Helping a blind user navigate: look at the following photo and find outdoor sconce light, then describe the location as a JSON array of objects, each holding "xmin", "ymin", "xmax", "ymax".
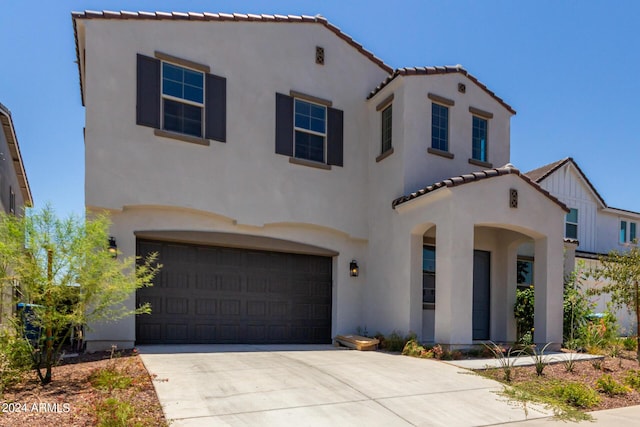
[
  {"xmin": 108, "ymin": 237, "xmax": 118, "ymax": 258},
  {"xmin": 350, "ymin": 260, "xmax": 359, "ymax": 277}
]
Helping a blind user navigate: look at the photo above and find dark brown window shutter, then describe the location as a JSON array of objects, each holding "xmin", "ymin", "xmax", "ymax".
[
  {"xmin": 275, "ymin": 93, "xmax": 294, "ymax": 156},
  {"xmin": 136, "ymin": 54, "xmax": 160, "ymax": 128},
  {"xmin": 327, "ymin": 107, "xmax": 344, "ymax": 167},
  {"xmin": 205, "ymin": 73, "xmax": 226, "ymax": 142}
]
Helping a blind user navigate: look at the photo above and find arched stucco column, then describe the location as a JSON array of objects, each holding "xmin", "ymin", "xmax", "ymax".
[
  {"xmin": 533, "ymin": 236, "xmax": 564, "ymax": 349},
  {"xmin": 434, "ymin": 218, "xmax": 474, "ymax": 346}
]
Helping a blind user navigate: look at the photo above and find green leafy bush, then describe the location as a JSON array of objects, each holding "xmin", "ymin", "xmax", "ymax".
[
  {"xmin": 89, "ymin": 367, "xmax": 133, "ymax": 391},
  {"xmin": 0, "ymin": 330, "xmax": 32, "ymax": 395},
  {"xmin": 384, "ymin": 330, "xmax": 415, "ymax": 352},
  {"xmin": 596, "ymin": 374, "xmax": 629, "ymax": 396},
  {"xmin": 95, "ymin": 397, "xmax": 135, "ymax": 427},
  {"xmin": 624, "ymin": 370, "xmax": 640, "ymax": 390},
  {"xmin": 514, "ymin": 286, "xmax": 534, "ymax": 341},
  {"xmin": 563, "ymin": 269, "xmax": 595, "ymax": 344},
  {"xmin": 552, "ymin": 382, "xmax": 600, "ymax": 408},
  {"xmin": 622, "ymin": 336, "xmax": 638, "ymax": 351}
]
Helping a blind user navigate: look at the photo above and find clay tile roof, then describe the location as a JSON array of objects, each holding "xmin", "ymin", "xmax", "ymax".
[
  {"xmin": 71, "ymin": 11, "xmax": 393, "ymax": 103},
  {"xmin": 367, "ymin": 65, "xmax": 516, "ymax": 115},
  {"xmin": 392, "ymin": 165, "xmax": 568, "ymax": 211},
  {"xmin": 525, "ymin": 157, "xmax": 607, "ymax": 208}
]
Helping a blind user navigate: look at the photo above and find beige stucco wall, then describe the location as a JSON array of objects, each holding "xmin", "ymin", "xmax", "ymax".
[
  {"xmin": 82, "ymin": 19, "xmax": 389, "ymax": 240},
  {"xmin": 366, "ymin": 173, "xmax": 565, "ymax": 346},
  {"xmin": 85, "ymin": 205, "xmax": 368, "ymax": 351}
]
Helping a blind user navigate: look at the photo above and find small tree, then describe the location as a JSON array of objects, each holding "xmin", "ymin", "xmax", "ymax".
[
  {"xmin": 592, "ymin": 246, "xmax": 640, "ymax": 364},
  {"xmin": 563, "ymin": 264, "xmax": 595, "ymax": 346},
  {"xmin": 0, "ymin": 206, "xmax": 160, "ymax": 384}
]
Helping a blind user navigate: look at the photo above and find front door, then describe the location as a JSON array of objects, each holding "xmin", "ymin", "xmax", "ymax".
[{"xmin": 473, "ymin": 250, "xmax": 491, "ymax": 340}]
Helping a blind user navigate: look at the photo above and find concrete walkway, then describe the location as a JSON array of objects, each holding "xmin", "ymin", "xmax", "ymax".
[
  {"xmin": 445, "ymin": 351, "xmax": 603, "ymax": 370},
  {"xmin": 138, "ymin": 345, "xmax": 640, "ymax": 426}
]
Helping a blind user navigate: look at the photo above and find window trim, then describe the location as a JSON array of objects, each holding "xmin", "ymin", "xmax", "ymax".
[
  {"xmin": 160, "ymin": 60, "xmax": 205, "ymax": 138},
  {"xmin": 293, "ymin": 98, "xmax": 328, "ymax": 164},
  {"xmin": 422, "ymin": 245, "xmax": 436, "ymax": 309},
  {"xmin": 430, "ymin": 102, "xmax": 450, "ymax": 153},
  {"xmin": 380, "ymin": 104, "xmax": 393, "ymax": 155},
  {"xmin": 619, "ymin": 220, "xmax": 638, "ymax": 245},
  {"xmin": 471, "ymin": 115, "xmax": 489, "ymax": 163},
  {"xmin": 565, "ymin": 208, "xmax": 578, "ymax": 239}
]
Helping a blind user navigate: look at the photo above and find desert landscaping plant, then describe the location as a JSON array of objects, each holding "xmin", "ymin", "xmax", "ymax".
[
  {"xmin": 0, "ymin": 329, "xmax": 32, "ymax": 395},
  {"xmin": 552, "ymin": 382, "xmax": 601, "ymax": 409},
  {"xmin": 596, "ymin": 374, "xmax": 629, "ymax": 396},
  {"xmin": 483, "ymin": 341, "xmax": 524, "ymax": 382},
  {"xmin": 530, "ymin": 342, "xmax": 553, "ymax": 376},
  {"xmin": 0, "ymin": 206, "xmax": 161, "ymax": 384}
]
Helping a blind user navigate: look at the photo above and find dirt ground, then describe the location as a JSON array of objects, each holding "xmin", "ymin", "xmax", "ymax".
[{"xmin": 0, "ymin": 350, "xmax": 166, "ymax": 427}]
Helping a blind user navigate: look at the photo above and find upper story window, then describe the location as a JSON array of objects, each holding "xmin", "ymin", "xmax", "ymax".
[
  {"xmin": 565, "ymin": 208, "xmax": 578, "ymax": 239},
  {"xmin": 162, "ymin": 62, "xmax": 204, "ymax": 138},
  {"xmin": 472, "ymin": 116, "xmax": 488, "ymax": 162},
  {"xmin": 423, "ymin": 245, "xmax": 436, "ymax": 306},
  {"xmin": 620, "ymin": 220, "xmax": 637, "ymax": 244},
  {"xmin": 275, "ymin": 91, "xmax": 344, "ymax": 168},
  {"xmin": 136, "ymin": 52, "xmax": 226, "ymax": 144},
  {"xmin": 381, "ymin": 104, "xmax": 393, "ymax": 154},
  {"xmin": 294, "ymin": 99, "xmax": 326, "ymax": 163},
  {"xmin": 431, "ymin": 103, "xmax": 449, "ymax": 152}
]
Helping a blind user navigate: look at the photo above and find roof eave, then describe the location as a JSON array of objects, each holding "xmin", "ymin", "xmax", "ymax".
[{"xmin": 0, "ymin": 103, "xmax": 33, "ymax": 207}]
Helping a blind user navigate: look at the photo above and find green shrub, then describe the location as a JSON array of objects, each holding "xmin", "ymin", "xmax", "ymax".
[
  {"xmin": 95, "ymin": 397, "xmax": 135, "ymax": 427},
  {"xmin": 596, "ymin": 374, "xmax": 629, "ymax": 396},
  {"xmin": 384, "ymin": 331, "xmax": 415, "ymax": 352},
  {"xmin": 622, "ymin": 336, "xmax": 638, "ymax": 352},
  {"xmin": 514, "ymin": 286, "xmax": 534, "ymax": 341},
  {"xmin": 563, "ymin": 269, "xmax": 595, "ymax": 344},
  {"xmin": 402, "ymin": 339, "xmax": 424, "ymax": 357},
  {"xmin": 552, "ymin": 382, "xmax": 600, "ymax": 408},
  {"xmin": 624, "ymin": 370, "xmax": 640, "ymax": 390},
  {"xmin": 0, "ymin": 330, "xmax": 33, "ymax": 395},
  {"xmin": 89, "ymin": 367, "xmax": 133, "ymax": 391}
]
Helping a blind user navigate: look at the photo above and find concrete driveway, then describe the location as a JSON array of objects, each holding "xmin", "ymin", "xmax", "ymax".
[{"xmin": 138, "ymin": 344, "xmax": 552, "ymax": 426}]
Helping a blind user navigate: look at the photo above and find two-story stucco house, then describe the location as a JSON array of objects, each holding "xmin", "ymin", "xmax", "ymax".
[
  {"xmin": 0, "ymin": 101, "xmax": 33, "ymax": 329},
  {"xmin": 73, "ymin": 11, "xmax": 569, "ymax": 352},
  {"xmin": 527, "ymin": 157, "xmax": 639, "ymax": 334}
]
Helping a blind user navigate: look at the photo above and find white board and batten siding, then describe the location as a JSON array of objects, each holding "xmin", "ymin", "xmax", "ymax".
[{"xmin": 538, "ymin": 163, "xmax": 599, "ymax": 253}]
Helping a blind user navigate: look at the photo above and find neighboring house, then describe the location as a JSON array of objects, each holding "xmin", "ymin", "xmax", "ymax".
[
  {"xmin": 526, "ymin": 157, "xmax": 638, "ymax": 334},
  {"xmin": 73, "ymin": 11, "xmax": 567, "ymax": 351},
  {"xmin": 0, "ymin": 102, "xmax": 33, "ymax": 330}
]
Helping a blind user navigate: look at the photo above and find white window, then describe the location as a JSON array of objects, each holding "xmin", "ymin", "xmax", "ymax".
[
  {"xmin": 161, "ymin": 62, "xmax": 204, "ymax": 137},
  {"xmin": 620, "ymin": 220, "xmax": 637, "ymax": 244},
  {"xmin": 565, "ymin": 208, "xmax": 578, "ymax": 239},
  {"xmin": 294, "ymin": 99, "xmax": 327, "ymax": 163}
]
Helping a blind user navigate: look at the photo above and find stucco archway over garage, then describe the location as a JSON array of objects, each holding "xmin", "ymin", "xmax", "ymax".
[{"xmin": 370, "ymin": 165, "xmax": 569, "ymax": 348}]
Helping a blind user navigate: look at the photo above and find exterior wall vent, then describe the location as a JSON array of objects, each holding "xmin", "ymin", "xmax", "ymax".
[{"xmin": 316, "ymin": 46, "xmax": 325, "ymax": 65}]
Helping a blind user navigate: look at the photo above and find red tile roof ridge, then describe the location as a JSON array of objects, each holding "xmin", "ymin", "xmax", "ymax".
[
  {"xmin": 368, "ymin": 65, "xmax": 516, "ymax": 115},
  {"xmin": 392, "ymin": 164, "xmax": 567, "ymax": 212}
]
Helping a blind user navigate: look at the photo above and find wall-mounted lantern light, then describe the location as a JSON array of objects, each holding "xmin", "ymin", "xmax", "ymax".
[
  {"xmin": 108, "ymin": 237, "xmax": 118, "ymax": 258},
  {"xmin": 349, "ymin": 260, "xmax": 359, "ymax": 277}
]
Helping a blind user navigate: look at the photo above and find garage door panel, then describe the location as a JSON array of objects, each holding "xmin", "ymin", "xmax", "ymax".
[
  {"xmin": 196, "ymin": 299, "xmax": 217, "ymax": 315},
  {"xmin": 136, "ymin": 240, "xmax": 332, "ymax": 344},
  {"xmin": 247, "ymin": 301, "xmax": 266, "ymax": 316},
  {"xmin": 220, "ymin": 299, "xmax": 241, "ymax": 316},
  {"xmin": 166, "ymin": 297, "xmax": 189, "ymax": 315},
  {"xmin": 166, "ymin": 324, "xmax": 188, "ymax": 341}
]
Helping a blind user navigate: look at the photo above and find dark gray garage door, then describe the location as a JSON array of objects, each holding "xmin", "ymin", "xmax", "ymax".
[{"xmin": 136, "ymin": 239, "xmax": 332, "ymax": 344}]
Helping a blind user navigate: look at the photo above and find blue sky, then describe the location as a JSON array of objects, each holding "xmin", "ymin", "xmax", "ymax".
[{"xmin": 1, "ymin": 1, "xmax": 639, "ymax": 217}]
